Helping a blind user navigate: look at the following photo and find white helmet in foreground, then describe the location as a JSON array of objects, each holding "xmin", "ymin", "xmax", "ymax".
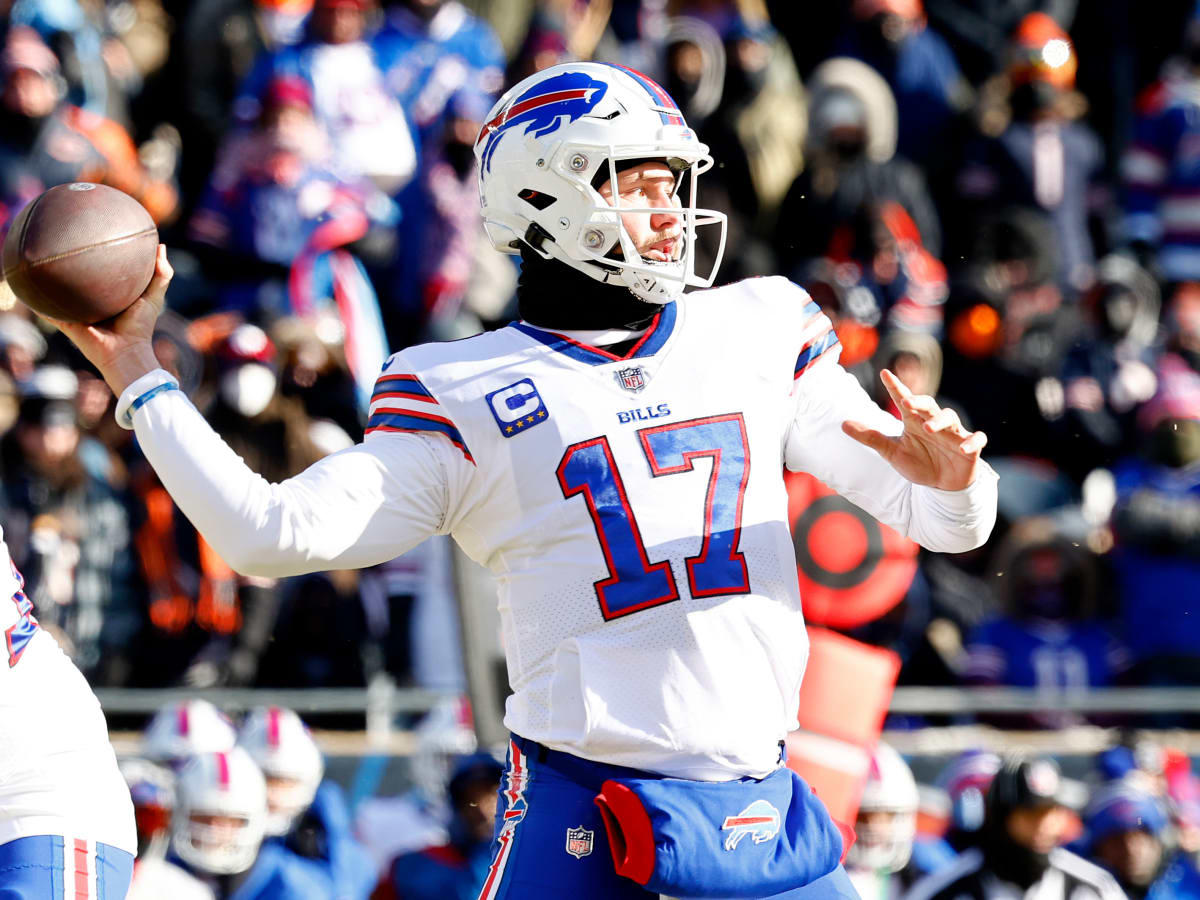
[
  {"xmin": 172, "ymin": 748, "xmax": 267, "ymax": 875},
  {"xmin": 848, "ymin": 741, "xmax": 919, "ymax": 874},
  {"xmin": 142, "ymin": 699, "xmax": 237, "ymax": 768},
  {"xmin": 476, "ymin": 62, "xmax": 727, "ymax": 304},
  {"xmin": 236, "ymin": 706, "xmax": 324, "ymax": 836}
]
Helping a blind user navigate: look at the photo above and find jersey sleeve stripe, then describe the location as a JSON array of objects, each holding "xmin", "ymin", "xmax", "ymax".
[
  {"xmin": 793, "ymin": 330, "xmax": 840, "ymax": 379},
  {"xmin": 365, "ymin": 411, "xmax": 475, "ymax": 464},
  {"xmin": 372, "ymin": 373, "xmax": 436, "ymax": 400}
]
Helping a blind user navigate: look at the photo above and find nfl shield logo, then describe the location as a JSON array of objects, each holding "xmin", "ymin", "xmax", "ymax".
[
  {"xmin": 565, "ymin": 825, "xmax": 593, "ymax": 859},
  {"xmin": 615, "ymin": 366, "xmax": 646, "ymax": 393}
]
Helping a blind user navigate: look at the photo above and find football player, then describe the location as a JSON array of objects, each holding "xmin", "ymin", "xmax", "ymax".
[
  {"xmin": 55, "ymin": 61, "xmax": 997, "ymax": 899},
  {"xmin": 142, "ymin": 698, "xmax": 238, "ymax": 770},
  {"xmin": 236, "ymin": 706, "xmax": 375, "ymax": 898},
  {"xmin": 0, "ymin": 530, "xmax": 136, "ymax": 896},
  {"xmin": 165, "ymin": 747, "xmax": 329, "ymax": 898},
  {"xmin": 845, "ymin": 742, "xmax": 922, "ymax": 900}
]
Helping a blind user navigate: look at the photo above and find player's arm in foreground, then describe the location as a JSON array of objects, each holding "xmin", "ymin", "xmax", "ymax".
[
  {"xmin": 788, "ymin": 356, "xmax": 998, "ymax": 553},
  {"xmin": 50, "ymin": 247, "xmax": 465, "ymax": 576}
]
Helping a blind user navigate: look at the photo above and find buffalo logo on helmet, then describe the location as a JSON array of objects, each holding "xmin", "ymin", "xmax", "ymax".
[
  {"xmin": 565, "ymin": 825, "xmax": 594, "ymax": 858},
  {"xmin": 478, "ymin": 71, "xmax": 608, "ymax": 173}
]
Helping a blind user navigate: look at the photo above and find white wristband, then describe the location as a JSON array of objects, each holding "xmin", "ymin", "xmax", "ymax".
[{"xmin": 114, "ymin": 369, "xmax": 179, "ymax": 429}]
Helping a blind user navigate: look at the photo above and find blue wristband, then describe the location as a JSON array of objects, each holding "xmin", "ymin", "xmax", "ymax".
[{"xmin": 125, "ymin": 381, "xmax": 179, "ymax": 424}]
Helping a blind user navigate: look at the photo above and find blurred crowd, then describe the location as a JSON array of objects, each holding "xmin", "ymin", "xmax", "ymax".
[
  {"xmin": 1, "ymin": 0, "xmax": 1200, "ymax": 726},
  {"xmin": 117, "ymin": 698, "xmax": 1200, "ymax": 900},
  {"xmin": 118, "ymin": 697, "xmax": 504, "ymax": 899},
  {"xmin": 844, "ymin": 736, "xmax": 1200, "ymax": 900}
]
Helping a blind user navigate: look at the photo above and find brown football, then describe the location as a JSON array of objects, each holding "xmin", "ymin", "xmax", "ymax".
[{"xmin": 1, "ymin": 182, "xmax": 158, "ymax": 324}]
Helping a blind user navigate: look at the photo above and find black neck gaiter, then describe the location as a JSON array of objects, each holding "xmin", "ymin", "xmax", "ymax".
[{"xmin": 517, "ymin": 247, "xmax": 663, "ymax": 332}]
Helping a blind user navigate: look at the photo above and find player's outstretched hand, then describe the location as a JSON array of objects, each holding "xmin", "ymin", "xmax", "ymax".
[
  {"xmin": 842, "ymin": 369, "xmax": 987, "ymax": 491},
  {"xmin": 46, "ymin": 243, "xmax": 172, "ymax": 396}
]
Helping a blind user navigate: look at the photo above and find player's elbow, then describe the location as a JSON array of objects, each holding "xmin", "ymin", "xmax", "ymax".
[{"xmin": 213, "ymin": 533, "xmax": 302, "ymax": 579}]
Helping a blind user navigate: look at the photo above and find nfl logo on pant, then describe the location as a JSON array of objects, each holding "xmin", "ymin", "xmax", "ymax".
[{"xmin": 565, "ymin": 825, "xmax": 594, "ymax": 858}]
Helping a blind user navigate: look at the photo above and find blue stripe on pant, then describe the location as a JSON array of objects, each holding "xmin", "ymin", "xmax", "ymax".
[
  {"xmin": 0, "ymin": 835, "xmax": 134, "ymax": 899},
  {"xmin": 478, "ymin": 735, "xmax": 859, "ymax": 900}
]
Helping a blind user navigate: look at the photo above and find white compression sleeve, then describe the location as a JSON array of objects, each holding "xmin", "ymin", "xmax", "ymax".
[{"xmin": 120, "ymin": 369, "xmax": 463, "ymax": 577}]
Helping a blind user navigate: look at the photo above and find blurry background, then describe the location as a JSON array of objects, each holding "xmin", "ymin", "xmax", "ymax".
[{"xmin": 4, "ymin": 0, "xmax": 1200, "ymax": 896}]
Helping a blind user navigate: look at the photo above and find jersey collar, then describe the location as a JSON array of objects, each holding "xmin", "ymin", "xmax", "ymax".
[{"xmin": 512, "ymin": 302, "xmax": 677, "ymax": 366}]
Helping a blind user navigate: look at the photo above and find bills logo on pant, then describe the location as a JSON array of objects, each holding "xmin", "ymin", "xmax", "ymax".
[
  {"xmin": 721, "ymin": 799, "xmax": 781, "ymax": 851},
  {"xmin": 486, "ymin": 378, "xmax": 550, "ymax": 437},
  {"xmin": 565, "ymin": 825, "xmax": 594, "ymax": 859}
]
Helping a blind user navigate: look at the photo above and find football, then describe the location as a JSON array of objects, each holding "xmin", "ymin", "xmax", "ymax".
[{"xmin": 1, "ymin": 182, "xmax": 158, "ymax": 324}]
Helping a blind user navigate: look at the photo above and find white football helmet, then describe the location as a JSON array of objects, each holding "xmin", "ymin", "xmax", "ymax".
[
  {"xmin": 172, "ymin": 748, "xmax": 267, "ymax": 875},
  {"xmin": 848, "ymin": 741, "xmax": 919, "ymax": 874},
  {"xmin": 142, "ymin": 699, "xmax": 237, "ymax": 768},
  {"xmin": 475, "ymin": 61, "xmax": 727, "ymax": 304},
  {"xmin": 236, "ymin": 706, "xmax": 324, "ymax": 836},
  {"xmin": 410, "ymin": 696, "xmax": 477, "ymax": 808}
]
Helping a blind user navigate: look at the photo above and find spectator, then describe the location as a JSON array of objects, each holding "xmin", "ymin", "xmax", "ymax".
[
  {"xmin": 1054, "ymin": 254, "xmax": 1162, "ymax": 481},
  {"xmin": 1122, "ymin": 9, "xmax": 1200, "ymax": 286},
  {"xmin": 776, "ymin": 57, "xmax": 946, "ymax": 335},
  {"xmin": 0, "ymin": 26, "xmax": 177, "ymax": 230},
  {"xmin": 962, "ymin": 515, "xmax": 1131, "ymax": 727},
  {"xmin": 953, "ymin": 12, "xmax": 1107, "ymax": 293},
  {"xmin": 177, "ymin": 0, "xmax": 314, "ymax": 206},
  {"xmin": 394, "ymin": 88, "xmax": 497, "ymax": 341},
  {"xmin": 10, "ymin": 0, "xmax": 137, "ymax": 120},
  {"xmin": 372, "ymin": 0, "xmax": 504, "ymax": 150},
  {"xmin": 1084, "ymin": 781, "xmax": 1200, "ymax": 899},
  {"xmin": 1109, "ymin": 356, "xmax": 1200, "ymax": 691},
  {"xmin": 379, "ymin": 751, "xmax": 503, "ymax": 900},
  {"xmin": 0, "ymin": 364, "xmax": 141, "ymax": 683},
  {"xmin": 906, "ymin": 755, "xmax": 1124, "ymax": 900},
  {"xmin": 835, "ymin": 0, "xmax": 971, "ymax": 167},
  {"xmin": 661, "ymin": 15, "xmax": 726, "ymax": 133},
  {"xmin": 696, "ymin": 16, "xmax": 805, "ymax": 279},
  {"xmin": 234, "ymin": 0, "xmax": 418, "ymax": 194}
]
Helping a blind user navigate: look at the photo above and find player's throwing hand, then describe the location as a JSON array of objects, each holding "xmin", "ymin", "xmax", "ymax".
[
  {"xmin": 842, "ymin": 368, "xmax": 987, "ymax": 492},
  {"xmin": 47, "ymin": 243, "xmax": 173, "ymax": 395}
]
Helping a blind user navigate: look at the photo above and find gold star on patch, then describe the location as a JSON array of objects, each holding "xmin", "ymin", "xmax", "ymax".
[
  {"xmin": 526, "ymin": 416, "xmax": 535, "ymax": 424},
  {"xmin": 505, "ymin": 425, "xmax": 514, "ymax": 433},
  {"xmin": 515, "ymin": 419, "xmax": 525, "ymax": 428},
  {"xmin": 537, "ymin": 410, "xmax": 546, "ymax": 418}
]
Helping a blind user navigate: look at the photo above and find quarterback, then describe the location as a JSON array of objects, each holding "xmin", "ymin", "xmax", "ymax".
[
  {"xmin": 55, "ymin": 63, "xmax": 997, "ymax": 899},
  {"xmin": 0, "ymin": 528, "xmax": 136, "ymax": 897}
]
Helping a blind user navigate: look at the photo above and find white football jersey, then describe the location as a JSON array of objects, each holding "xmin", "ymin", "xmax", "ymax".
[
  {"xmin": 122, "ymin": 276, "xmax": 997, "ymax": 782},
  {"xmin": 0, "ymin": 526, "xmax": 136, "ymax": 853},
  {"xmin": 364, "ymin": 277, "xmax": 994, "ymax": 779}
]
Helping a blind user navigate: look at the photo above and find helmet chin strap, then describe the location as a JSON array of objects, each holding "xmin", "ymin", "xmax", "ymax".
[{"xmin": 517, "ymin": 245, "xmax": 664, "ymax": 332}]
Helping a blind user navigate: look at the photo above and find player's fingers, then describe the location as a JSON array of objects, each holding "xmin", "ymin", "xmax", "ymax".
[
  {"xmin": 879, "ymin": 369, "xmax": 911, "ymax": 416},
  {"xmin": 901, "ymin": 392, "xmax": 940, "ymax": 417},
  {"xmin": 923, "ymin": 407, "xmax": 965, "ymax": 435},
  {"xmin": 959, "ymin": 430, "xmax": 988, "ymax": 455},
  {"xmin": 842, "ymin": 420, "xmax": 893, "ymax": 457},
  {"xmin": 141, "ymin": 244, "xmax": 172, "ymax": 307}
]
